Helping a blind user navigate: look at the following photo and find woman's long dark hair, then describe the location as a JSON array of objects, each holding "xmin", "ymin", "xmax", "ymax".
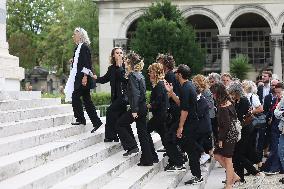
[
  {"xmin": 110, "ymin": 47, "xmax": 123, "ymax": 65},
  {"xmin": 210, "ymin": 82, "xmax": 231, "ymax": 106}
]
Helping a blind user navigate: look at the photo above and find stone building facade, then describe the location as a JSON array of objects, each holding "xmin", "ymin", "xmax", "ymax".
[{"xmin": 95, "ymin": 0, "xmax": 284, "ymax": 92}]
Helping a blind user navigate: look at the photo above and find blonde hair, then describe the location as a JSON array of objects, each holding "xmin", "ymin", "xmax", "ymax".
[
  {"xmin": 74, "ymin": 27, "xmax": 91, "ymax": 46},
  {"xmin": 148, "ymin": 63, "xmax": 165, "ymax": 86},
  {"xmin": 126, "ymin": 51, "xmax": 144, "ymax": 73},
  {"xmin": 242, "ymin": 80, "xmax": 257, "ymax": 94},
  {"xmin": 192, "ymin": 74, "xmax": 208, "ymax": 93}
]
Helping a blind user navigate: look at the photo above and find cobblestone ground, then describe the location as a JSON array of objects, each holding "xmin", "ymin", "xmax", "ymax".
[{"xmin": 236, "ymin": 174, "xmax": 284, "ymax": 189}]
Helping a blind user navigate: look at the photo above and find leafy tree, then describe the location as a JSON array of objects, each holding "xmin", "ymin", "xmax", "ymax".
[
  {"xmin": 7, "ymin": 0, "xmax": 62, "ymax": 68},
  {"xmin": 230, "ymin": 54, "xmax": 251, "ymax": 80},
  {"xmin": 130, "ymin": 0, "xmax": 205, "ymax": 86}
]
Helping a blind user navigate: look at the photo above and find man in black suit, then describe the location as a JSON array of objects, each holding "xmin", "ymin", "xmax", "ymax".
[{"xmin": 66, "ymin": 27, "xmax": 102, "ymax": 133}]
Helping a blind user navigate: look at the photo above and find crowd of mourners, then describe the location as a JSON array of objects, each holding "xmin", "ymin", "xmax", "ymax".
[{"xmin": 65, "ymin": 27, "xmax": 284, "ymax": 189}]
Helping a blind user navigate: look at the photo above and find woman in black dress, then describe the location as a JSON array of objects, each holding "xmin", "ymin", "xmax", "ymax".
[{"xmin": 211, "ymin": 82, "xmax": 240, "ymax": 189}]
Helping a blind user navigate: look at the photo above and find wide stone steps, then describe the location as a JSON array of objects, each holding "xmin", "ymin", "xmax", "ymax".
[
  {"xmin": 0, "ymin": 91, "xmax": 41, "ymax": 101},
  {"xmin": 0, "ymin": 104, "xmax": 73, "ymax": 123},
  {"xmin": 0, "ymin": 122, "xmax": 88, "ymax": 156},
  {"xmin": 50, "ymin": 134, "xmax": 161, "ymax": 189},
  {"xmin": 0, "ymin": 123, "xmax": 103, "ymax": 182},
  {"xmin": 0, "ymin": 112, "xmax": 74, "ymax": 137},
  {"xmin": 0, "ymin": 98, "xmax": 61, "ymax": 111}
]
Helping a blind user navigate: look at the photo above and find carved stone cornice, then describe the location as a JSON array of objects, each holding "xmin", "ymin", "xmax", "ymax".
[
  {"xmin": 218, "ymin": 35, "xmax": 231, "ymax": 49},
  {"xmin": 270, "ymin": 33, "xmax": 283, "ymax": 48}
]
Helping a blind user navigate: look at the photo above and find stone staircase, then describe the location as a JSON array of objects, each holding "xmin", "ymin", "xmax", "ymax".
[{"xmin": 0, "ymin": 91, "xmax": 214, "ymax": 189}]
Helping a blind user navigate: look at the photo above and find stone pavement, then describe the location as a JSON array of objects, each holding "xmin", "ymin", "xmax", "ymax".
[{"xmin": 205, "ymin": 163, "xmax": 284, "ymax": 189}]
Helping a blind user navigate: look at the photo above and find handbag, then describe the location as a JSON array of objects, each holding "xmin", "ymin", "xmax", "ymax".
[
  {"xmin": 226, "ymin": 119, "xmax": 242, "ymax": 143},
  {"xmin": 249, "ymin": 95, "xmax": 266, "ymax": 128},
  {"xmin": 243, "ymin": 112, "xmax": 253, "ymax": 126}
]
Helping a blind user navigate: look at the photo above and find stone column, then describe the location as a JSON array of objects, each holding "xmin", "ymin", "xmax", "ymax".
[
  {"xmin": 218, "ymin": 35, "xmax": 231, "ymax": 74},
  {"xmin": 271, "ymin": 33, "xmax": 283, "ymax": 81},
  {"xmin": 0, "ymin": 0, "xmax": 24, "ymax": 91}
]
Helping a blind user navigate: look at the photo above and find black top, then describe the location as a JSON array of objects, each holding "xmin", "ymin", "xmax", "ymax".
[
  {"xmin": 150, "ymin": 80, "xmax": 169, "ymax": 117},
  {"xmin": 196, "ymin": 95, "xmax": 212, "ymax": 134},
  {"xmin": 180, "ymin": 80, "xmax": 198, "ymax": 122},
  {"xmin": 127, "ymin": 72, "xmax": 146, "ymax": 113},
  {"xmin": 235, "ymin": 97, "xmax": 250, "ymax": 123},
  {"xmin": 96, "ymin": 64, "xmax": 127, "ymax": 102},
  {"xmin": 72, "ymin": 43, "xmax": 93, "ymax": 90}
]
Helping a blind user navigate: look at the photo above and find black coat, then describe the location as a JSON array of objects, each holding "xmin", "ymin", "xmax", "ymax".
[
  {"xmin": 72, "ymin": 43, "xmax": 93, "ymax": 90},
  {"xmin": 150, "ymin": 80, "xmax": 169, "ymax": 117},
  {"xmin": 96, "ymin": 64, "xmax": 127, "ymax": 102},
  {"xmin": 127, "ymin": 72, "xmax": 146, "ymax": 113},
  {"xmin": 196, "ymin": 95, "xmax": 212, "ymax": 134}
]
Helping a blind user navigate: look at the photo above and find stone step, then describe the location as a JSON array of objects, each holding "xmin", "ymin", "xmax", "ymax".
[
  {"xmin": 0, "ymin": 98, "xmax": 61, "ymax": 111},
  {"xmin": 0, "ymin": 133, "xmax": 125, "ymax": 189},
  {"xmin": 143, "ymin": 164, "xmax": 188, "ymax": 189},
  {"xmin": 0, "ymin": 91, "xmax": 41, "ymax": 101},
  {"xmin": 176, "ymin": 160, "xmax": 216, "ymax": 189},
  {"xmin": 0, "ymin": 122, "xmax": 89, "ymax": 156},
  {"xmin": 0, "ymin": 104, "xmax": 73, "ymax": 123},
  {"xmin": 50, "ymin": 133, "xmax": 161, "ymax": 189},
  {"xmin": 0, "ymin": 112, "xmax": 74, "ymax": 137},
  {"xmin": 0, "ymin": 123, "xmax": 104, "ymax": 182},
  {"xmin": 101, "ymin": 152, "xmax": 166, "ymax": 189}
]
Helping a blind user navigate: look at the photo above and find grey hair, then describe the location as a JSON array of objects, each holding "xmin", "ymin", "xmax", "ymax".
[
  {"xmin": 74, "ymin": 27, "xmax": 91, "ymax": 46},
  {"xmin": 242, "ymin": 80, "xmax": 258, "ymax": 94},
  {"xmin": 227, "ymin": 81, "xmax": 245, "ymax": 97},
  {"xmin": 208, "ymin": 72, "xmax": 221, "ymax": 82}
]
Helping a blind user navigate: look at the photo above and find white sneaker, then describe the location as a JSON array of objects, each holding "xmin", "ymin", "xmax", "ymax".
[{"xmin": 200, "ymin": 154, "xmax": 210, "ymax": 165}]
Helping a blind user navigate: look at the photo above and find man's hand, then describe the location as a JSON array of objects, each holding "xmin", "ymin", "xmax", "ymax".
[
  {"xmin": 93, "ymin": 74, "xmax": 98, "ymax": 80},
  {"xmin": 82, "ymin": 76, "xmax": 87, "ymax": 86},
  {"xmin": 132, "ymin": 113, "xmax": 138, "ymax": 119},
  {"xmin": 176, "ymin": 127, "xmax": 183, "ymax": 138}
]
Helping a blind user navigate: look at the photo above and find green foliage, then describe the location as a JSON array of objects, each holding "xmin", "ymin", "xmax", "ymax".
[
  {"xmin": 130, "ymin": 0, "xmax": 205, "ymax": 88},
  {"xmin": 7, "ymin": 0, "xmax": 62, "ymax": 68},
  {"xmin": 230, "ymin": 54, "xmax": 251, "ymax": 80},
  {"xmin": 91, "ymin": 92, "xmax": 111, "ymax": 106},
  {"xmin": 7, "ymin": 0, "xmax": 99, "ymax": 75}
]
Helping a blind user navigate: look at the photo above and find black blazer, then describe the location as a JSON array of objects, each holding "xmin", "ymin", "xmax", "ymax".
[
  {"xmin": 150, "ymin": 80, "xmax": 169, "ymax": 117},
  {"xmin": 257, "ymin": 85, "xmax": 264, "ymax": 104},
  {"xmin": 96, "ymin": 64, "xmax": 127, "ymax": 102},
  {"xmin": 72, "ymin": 43, "xmax": 93, "ymax": 90},
  {"xmin": 127, "ymin": 72, "xmax": 146, "ymax": 113},
  {"xmin": 196, "ymin": 95, "xmax": 212, "ymax": 134}
]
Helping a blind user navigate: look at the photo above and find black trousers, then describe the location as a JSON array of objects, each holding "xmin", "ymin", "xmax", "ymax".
[
  {"xmin": 233, "ymin": 125, "xmax": 259, "ymax": 181},
  {"xmin": 117, "ymin": 106, "xmax": 157, "ymax": 164},
  {"xmin": 147, "ymin": 114, "xmax": 167, "ymax": 148},
  {"xmin": 164, "ymin": 120, "xmax": 184, "ymax": 166},
  {"xmin": 105, "ymin": 98, "xmax": 127, "ymax": 140},
  {"xmin": 181, "ymin": 122, "xmax": 202, "ymax": 178},
  {"xmin": 72, "ymin": 87, "xmax": 102, "ymax": 127}
]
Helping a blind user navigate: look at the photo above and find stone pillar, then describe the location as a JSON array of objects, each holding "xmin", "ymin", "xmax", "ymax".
[
  {"xmin": 0, "ymin": 0, "xmax": 24, "ymax": 91},
  {"xmin": 271, "ymin": 33, "xmax": 283, "ymax": 81},
  {"xmin": 218, "ymin": 35, "xmax": 231, "ymax": 74}
]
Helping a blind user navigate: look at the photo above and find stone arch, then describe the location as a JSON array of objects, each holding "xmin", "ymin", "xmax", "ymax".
[
  {"xmin": 118, "ymin": 9, "xmax": 146, "ymax": 38},
  {"xmin": 181, "ymin": 6, "xmax": 224, "ymax": 34},
  {"xmin": 277, "ymin": 11, "xmax": 284, "ymax": 33},
  {"xmin": 225, "ymin": 5, "xmax": 277, "ymax": 33}
]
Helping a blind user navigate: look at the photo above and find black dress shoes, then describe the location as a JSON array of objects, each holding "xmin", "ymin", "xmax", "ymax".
[
  {"xmin": 104, "ymin": 138, "xmax": 119, "ymax": 142},
  {"xmin": 71, "ymin": 121, "xmax": 86, "ymax": 125},
  {"xmin": 137, "ymin": 162, "xmax": 153, "ymax": 166},
  {"xmin": 90, "ymin": 121, "xmax": 103, "ymax": 133}
]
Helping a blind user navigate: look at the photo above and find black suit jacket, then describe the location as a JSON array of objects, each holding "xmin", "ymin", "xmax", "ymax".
[
  {"xmin": 257, "ymin": 85, "xmax": 264, "ymax": 104},
  {"xmin": 96, "ymin": 64, "xmax": 127, "ymax": 102},
  {"xmin": 72, "ymin": 43, "xmax": 93, "ymax": 90}
]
